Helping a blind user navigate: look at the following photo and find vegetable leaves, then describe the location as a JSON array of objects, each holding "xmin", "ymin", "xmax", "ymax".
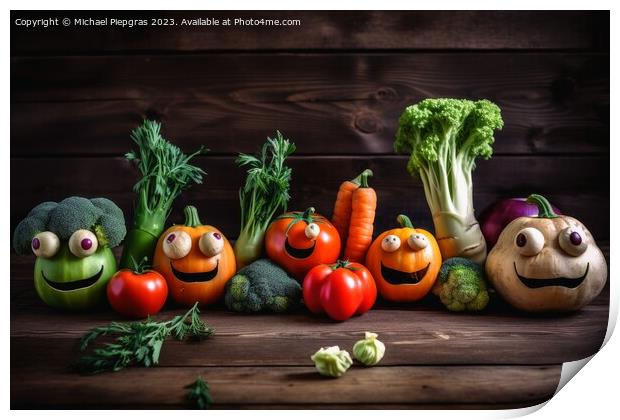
[
  {"xmin": 186, "ymin": 376, "xmax": 213, "ymax": 409},
  {"xmin": 75, "ymin": 303, "xmax": 214, "ymax": 375},
  {"xmin": 234, "ymin": 131, "xmax": 296, "ymax": 267},
  {"xmin": 120, "ymin": 120, "xmax": 207, "ymax": 268},
  {"xmin": 126, "ymin": 120, "xmax": 207, "ymax": 215}
]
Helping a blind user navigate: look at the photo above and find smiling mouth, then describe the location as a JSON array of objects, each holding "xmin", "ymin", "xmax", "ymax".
[
  {"xmin": 284, "ymin": 238, "xmax": 315, "ymax": 259},
  {"xmin": 171, "ymin": 261, "xmax": 219, "ymax": 283},
  {"xmin": 42, "ymin": 265, "xmax": 104, "ymax": 291},
  {"xmin": 514, "ymin": 262, "xmax": 589, "ymax": 289},
  {"xmin": 381, "ymin": 262, "xmax": 430, "ymax": 285}
]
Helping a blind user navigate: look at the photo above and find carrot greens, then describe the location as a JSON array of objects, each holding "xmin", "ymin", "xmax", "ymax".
[
  {"xmin": 119, "ymin": 120, "xmax": 206, "ymax": 268},
  {"xmin": 75, "ymin": 303, "xmax": 214, "ymax": 374},
  {"xmin": 234, "ymin": 131, "xmax": 295, "ymax": 268}
]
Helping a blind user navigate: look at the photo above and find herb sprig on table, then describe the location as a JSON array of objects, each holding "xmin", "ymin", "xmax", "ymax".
[
  {"xmin": 186, "ymin": 376, "xmax": 213, "ymax": 409},
  {"xmin": 75, "ymin": 303, "xmax": 214, "ymax": 375}
]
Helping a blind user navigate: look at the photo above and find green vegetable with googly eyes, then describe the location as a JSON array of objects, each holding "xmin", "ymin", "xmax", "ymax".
[
  {"xmin": 13, "ymin": 196, "xmax": 126, "ymax": 310},
  {"xmin": 311, "ymin": 346, "xmax": 352, "ymax": 378},
  {"xmin": 352, "ymin": 332, "xmax": 386, "ymax": 366}
]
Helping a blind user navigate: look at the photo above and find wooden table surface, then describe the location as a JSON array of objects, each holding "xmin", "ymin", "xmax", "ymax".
[{"xmin": 10, "ymin": 245, "xmax": 609, "ymax": 409}]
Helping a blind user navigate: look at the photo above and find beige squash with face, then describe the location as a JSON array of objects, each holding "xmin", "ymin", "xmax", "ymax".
[{"xmin": 485, "ymin": 195, "xmax": 607, "ymax": 313}]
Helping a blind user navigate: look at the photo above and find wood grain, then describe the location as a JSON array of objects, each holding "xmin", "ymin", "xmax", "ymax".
[
  {"xmin": 10, "ymin": 364, "xmax": 561, "ymax": 408},
  {"xmin": 10, "ymin": 242, "xmax": 609, "ymax": 368},
  {"xmin": 10, "ymin": 11, "xmax": 609, "ymax": 54},
  {"xmin": 11, "ymin": 53, "xmax": 609, "ymax": 156},
  {"xmin": 10, "ymin": 155, "xmax": 610, "ymax": 240},
  {"xmin": 10, "ymin": 300, "xmax": 608, "ymax": 366}
]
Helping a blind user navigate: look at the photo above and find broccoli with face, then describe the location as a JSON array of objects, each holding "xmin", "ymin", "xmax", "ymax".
[
  {"xmin": 432, "ymin": 257, "xmax": 490, "ymax": 312},
  {"xmin": 13, "ymin": 197, "xmax": 126, "ymax": 310}
]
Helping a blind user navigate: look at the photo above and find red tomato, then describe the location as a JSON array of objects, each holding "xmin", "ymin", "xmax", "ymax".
[
  {"xmin": 302, "ymin": 261, "xmax": 377, "ymax": 321},
  {"xmin": 107, "ymin": 269, "xmax": 168, "ymax": 318},
  {"xmin": 266, "ymin": 207, "xmax": 341, "ymax": 280},
  {"xmin": 354, "ymin": 264, "xmax": 378, "ymax": 314}
]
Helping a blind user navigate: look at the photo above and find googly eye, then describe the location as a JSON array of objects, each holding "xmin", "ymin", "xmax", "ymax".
[
  {"xmin": 199, "ymin": 231, "xmax": 225, "ymax": 257},
  {"xmin": 407, "ymin": 233, "xmax": 429, "ymax": 251},
  {"xmin": 515, "ymin": 227, "xmax": 545, "ymax": 257},
  {"xmin": 68, "ymin": 229, "xmax": 98, "ymax": 257},
  {"xmin": 162, "ymin": 230, "xmax": 192, "ymax": 259},
  {"xmin": 31, "ymin": 231, "xmax": 60, "ymax": 258},
  {"xmin": 559, "ymin": 227, "xmax": 588, "ymax": 256},
  {"xmin": 305, "ymin": 223, "xmax": 320, "ymax": 240},
  {"xmin": 381, "ymin": 235, "xmax": 401, "ymax": 252}
]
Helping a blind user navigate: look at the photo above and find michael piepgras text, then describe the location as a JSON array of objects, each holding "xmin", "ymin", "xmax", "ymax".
[{"xmin": 14, "ymin": 16, "xmax": 301, "ymax": 29}]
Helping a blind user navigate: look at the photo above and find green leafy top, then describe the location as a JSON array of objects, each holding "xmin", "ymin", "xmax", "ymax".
[
  {"xmin": 186, "ymin": 376, "xmax": 213, "ymax": 409},
  {"xmin": 126, "ymin": 120, "xmax": 206, "ymax": 231},
  {"xmin": 237, "ymin": 131, "xmax": 296, "ymax": 236},
  {"xmin": 75, "ymin": 303, "xmax": 214, "ymax": 375},
  {"xmin": 394, "ymin": 98, "xmax": 504, "ymax": 177}
]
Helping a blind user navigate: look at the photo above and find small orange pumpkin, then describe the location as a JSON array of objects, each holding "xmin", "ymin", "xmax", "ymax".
[
  {"xmin": 366, "ymin": 215, "xmax": 442, "ymax": 302},
  {"xmin": 153, "ymin": 205, "xmax": 236, "ymax": 306}
]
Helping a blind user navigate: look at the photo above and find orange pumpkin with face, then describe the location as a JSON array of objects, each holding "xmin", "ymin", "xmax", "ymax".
[
  {"xmin": 366, "ymin": 215, "xmax": 442, "ymax": 302},
  {"xmin": 153, "ymin": 205, "xmax": 236, "ymax": 306}
]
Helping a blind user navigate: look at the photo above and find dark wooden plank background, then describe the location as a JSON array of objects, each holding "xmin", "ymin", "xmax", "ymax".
[
  {"xmin": 10, "ymin": 10, "xmax": 610, "ymax": 243},
  {"xmin": 10, "ymin": 10, "xmax": 610, "ymax": 409}
]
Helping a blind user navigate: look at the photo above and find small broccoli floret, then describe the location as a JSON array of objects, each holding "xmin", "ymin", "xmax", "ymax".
[
  {"xmin": 432, "ymin": 257, "xmax": 489, "ymax": 312},
  {"xmin": 13, "ymin": 197, "xmax": 126, "ymax": 254},
  {"xmin": 269, "ymin": 296, "xmax": 291, "ymax": 313},
  {"xmin": 89, "ymin": 198, "xmax": 127, "ymax": 247},
  {"xmin": 228, "ymin": 274, "xmax": 250, "ymax": 301},
  {"xmin": 13, "ymin": 201, "xmax": 60, "ymax": 253},
  {"xmin": 27, "ymin": 201, "xmax": 58, "ymax": 223},
  {"xmin": 48, "ymin": 197, "xmax": 103, "ymax": 239},
  {"xmin": 224, "ymin": 259, "xmax": 301, "ymax": 313}
]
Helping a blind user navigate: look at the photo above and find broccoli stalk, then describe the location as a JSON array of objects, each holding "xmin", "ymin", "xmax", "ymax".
[{"xmin": 394, "ymin": 99, "xmax": 503, "ymax": 264}]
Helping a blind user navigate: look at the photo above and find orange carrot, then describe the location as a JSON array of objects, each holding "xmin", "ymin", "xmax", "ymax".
[
  {"xmin": 344, "ymin": 170, "xmax": 376, "ymax": 263},
  {"xmin": 331, "ymin": 169, "xmax": 372, "ymax": 252}
]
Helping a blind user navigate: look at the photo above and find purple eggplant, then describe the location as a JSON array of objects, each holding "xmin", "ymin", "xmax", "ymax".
[{"xmin": 479, "ymin": 197, "xmax": 561, "ymax": 248}]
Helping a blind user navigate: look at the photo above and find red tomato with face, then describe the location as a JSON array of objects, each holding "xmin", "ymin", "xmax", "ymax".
[
  {"xmin": 266, "ymin": 207, "xmax": 341, "ymax": 280},
  {"xmin": 302, "ymin": 261, "xmax": 377, "ymax": 321},
  {"xmin": 107, "ymin": 269, "xmax": 168, "ymax": 318}
]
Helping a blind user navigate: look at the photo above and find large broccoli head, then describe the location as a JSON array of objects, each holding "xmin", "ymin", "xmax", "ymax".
[
  {"xmin": 432, "ymin": 257, "xmax": 489, "ymax": 312},
  {"xmin": 13, "ymin": 196, "xmax": 126, "ymax": 254},
  {"xmin": 225, "ymin": 259, "xmax": 302, "ymax": 313},
  {"xmin": 394, "ymin": 98, "xmax": 504, "ymax": 177}
]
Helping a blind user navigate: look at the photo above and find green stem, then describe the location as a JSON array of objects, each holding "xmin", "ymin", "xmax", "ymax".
[
  {"xmin": 331, "ymin": 259, "xmax": 360, "ymax": 270},
  {"xmin": 120, "ymin": 228, "xmax": 160, "ymax": 269},
  {"xmin": 397, "ymin": 214, "xmax": 414, "ymax": 228},
  {"xmin": 184, "ymin": 205, "xmax": 203, "ymax": 227},
  {"xmin": 132, "ymin": 207, "xmax": 169, "ymax": 238},
  {"xmin": 350, "ymin": 169, "xmax": 373, "ymax": 187},
  {"xmin": 129, "ymin": 256, "xmax": 151, "ymax": 274},
  {"xmin": 527, "ymin": 194, "xmax": 558, "ymax": 219},
  {"xmin": 234, "ymin": 227, "xmax": 266, "ymax": 269},
  {"xmin": 302, "ymin": 207, "xmax": 315, "ymax": 223}
]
